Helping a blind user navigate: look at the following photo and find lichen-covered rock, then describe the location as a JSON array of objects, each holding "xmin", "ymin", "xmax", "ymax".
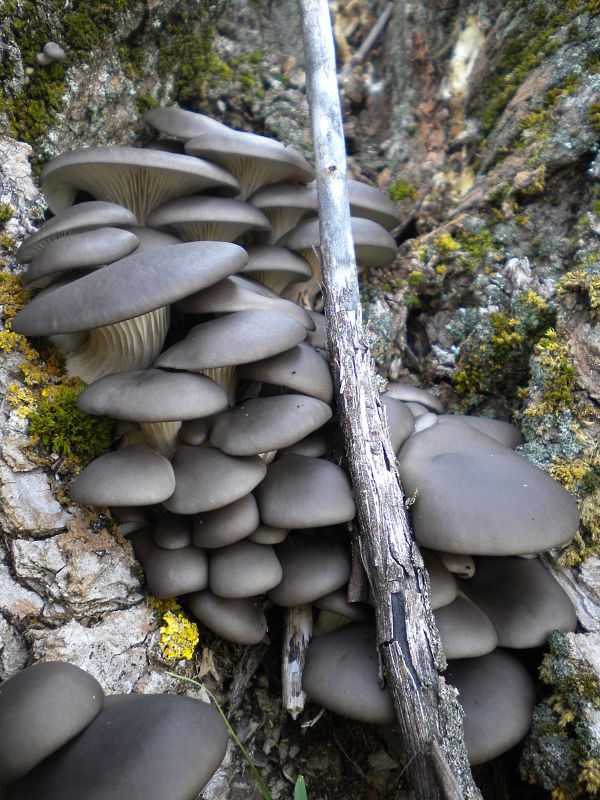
[{"xmin": 0, "ymin": 466, "xmax": 71, "ymax": 536}]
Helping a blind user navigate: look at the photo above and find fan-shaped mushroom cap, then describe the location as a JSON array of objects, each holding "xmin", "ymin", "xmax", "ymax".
[
  {"xmin": 421, "ymin": 549, "xmax": 458, "ymax": 610},
  {"xmin": 165, "ymin": 446, "xmax": 266, "ymax": 515},
  {"xmin": 175, "ymin": 274, "xmax": 315, "ymax": 330},
  {"xmin": 24, "ymin": 227, "xmax": 140, "ymax": 289},
  {"xmin": 111, "ymin": 505, "xmax": 151, "ymax": 536},
  {"xmin": 147, "ymin": 195, "xmax": 271, "ymax": 241},
  {"xmin": 185, "ymin": 130, "xmax": 315, "ymax": 199},
  {"xmin": 126, "ymin": 225, "xmax": 181, "ymax": 250},
  {"xmin": 413, "ymin": 411, "xmax": 438, "ymax": 433},
  {"xmin": 306, "ymin": 310, "xmax": 326, "ymax": 350},
  {"xmin": 461, "ymin": 557, "xmax": 577, "ymax": 648},
  {"xmin": 153, "ymin": 513, "xmax": 192, "ymax": 550},
  {"xmin": 381, "ymin": 395, "xmax": 415, "ymax": 451},
  {"xmin": 188, "ymin": 591, "xmax": 267, "ymax": 645},
  {"xmin": 210, "ymin": 395, "xmax": 332, "ymax": 456},
  {"xmin": 177, "ymin": 417, "xmax": 212, "ymax": 446},
  {"xmin": 155, "ymin": 310, "xmax": 307, "ymax": 375},
  {"xmin": 0, "ymin": 661, "xmax": 104, "ymax": 785},
  {"xmin": 239, "ymin": 341, "xmax": 333, "ymax": 404},
  {"xmin": 256, "ymin": 454, "xmax": 355, "ymax": 529},
  {"xmin": 446, "ymin": 650, "xmax": 536, "ymax": 765},
  {"xmin": 17, "ymin": 201, "xmax": 139, "ymax": 263},
  {"xmin": 77, "ymin": 369, "xmax": 227, "ymax": 422},
  {"xmin": 144, "ymin": 106, "xmax": 229, "ymax": 140},
  {"xmin": 314, "ymin": 587, "xmax": 372, "ymax": 621},
  {"xmin": 5, "ymin": 693, "xmax": 229, "ymax": 800},
  {"xmin": 239, "ymin": 245, "xmax": 313, "ymax": 294},
  {"xmin": 209, "ymin": 540, "xmax": 283, "ymax": 598},
  {"xmin": 347, "ymin": 179, "xmax": 402, "ymax": 231},
  {"xmin": 280, "ymin": 431, "xmax": 328, "ymax": 458},
  {"xmin": 438, "ymin": 414, "xmax": 523, "ymax": 449},
  {"xmin": 70, "ymin": 445, "xmax": 175, "ymax": 507},
  {"xmin": 12, "ymin": 242, "xmax": 248, "ymax": 337},
  {"xmin": 41, "ymin": 146, "xmax": 241, "ymax": 222},
  {"xmin": 136, "ymin": 541, "xmax": 208, "ymax": 598},
  {"xmin": 248, "ymin": 181, "xmax": 318, "ymax": 242},
  {"xmin": 384, "ymin": 383, "xmax": 444, "ymax": 413},
  {"xmin": 303, "ymin": 622, "xmax": 394, "ymax": 724},
  {"xmin": 247, "ymin": 523, "xmax": 289, "ymax": 544},
  {"xmin": 434, "ymin": 592, "xmax": 497, "ymax": 659},
  {"xmin": 436, "ymin": 551, "xmax": 475, "ymax": 579},
  {"xmin": 397, "ymin": 420, "xmax": 580, "ymax": 555},
  {"xmin": 192, "ymin": 493, "xmax": 260, "ymax": 548},
  {"xmin": 267, "ymin": 534, "xmax": 351, "ymax": 606}
]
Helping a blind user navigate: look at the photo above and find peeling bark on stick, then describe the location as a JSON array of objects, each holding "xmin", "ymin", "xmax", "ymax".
[
  {"xmin": 282, "ymin": 604, "xmax": 313, "ymax": 719},
  {"xmin": 297, "ymin": 2, "xmax": 481, "ymax": 798}
]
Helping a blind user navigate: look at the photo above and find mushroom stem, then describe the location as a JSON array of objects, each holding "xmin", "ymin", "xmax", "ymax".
[
  {"xmin": 282, "ymin": 603, "xmax": 313, "ymax": 720},
  {"xmin": 140, "ymin": 420, "xmax": 182, "ymax": 458},
  {"xmin": 66, "ymin": 306, "xmax": 170, "ymax": 383}
]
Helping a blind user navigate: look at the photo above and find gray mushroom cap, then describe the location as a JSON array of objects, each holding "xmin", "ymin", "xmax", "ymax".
[
  {"xmin": 281, "ymin": 216, "xmax": 397, "ymax": 267},
  {"xmin": 0, "ymin": 661, "xmax": 104, "ymax": 786},
  {"xmin": 146, "ymin": 195, "xmax": 271, "ymax": 241},
  {"xmin": 41, "ymin": 146, "xmax": 241, "ymax": 222},
  {"xmin": 155, "ymin": 309, "xmax": 307, "ymax": 371},
  {"xmin": 164, "ymin": 446, "xmax": 266, "ymax": 515},
  {"xmin": 421, "ymin": 549, "xmax": 458, "ymax": 610},
  {"xmin": 239, "ymin": 341, "xmax": 334, "ymax": 404},
  {"xmin": 188, "ymin": 591, "xmax": 267, "ymax": 645},
  {"xmin": 314, "ymin": 587, "xmax": 372, "ymax": 621},
  {"xmin": 17, "ymin": 201, "xmax": 139, "ymax": 263},
  {"xmin": 347, "ymin": 179, "xmax": 402, "ymax": 231},
  {"xmin": 248, "ymin": 523, "xmax": 289, "ymax": 545},
  {"xmin": 209, "ymin": 395, "xmax": 332, "ymax": 456},
  {"xmin": 302, "ymin": 622, "xmax": 394, "ymax": 724},
  {"xmin": 70, "ymin": 444, "xmax": 175, "ymax": 507},
  {"xmin": 126, "ymin": 226, "xmax": 181, "ymax": 250},
  {"xmin": 248, "ymin": 180, "xmax": 317, "ymax": 241},
  {"xmin": 77, "ymin": 369, "xmax": 228, "ymax": 422},
  {"xmin": 460, "ymin": 556, "xmax": 577, "ymax": 648},
  {"xmin": 267, "ymin": 534, "xmax": 351, "ymax": 606},
  {"xmin": 42, "ymin": 42, "xmax": 66, "ymax": 61},
  {"xmin": 5, "ymin": 693, "xmax": 229, "ymax": 800},
  {"xmin": 434, "ymin": 592, "xmax": 498, "ymax": 660},
  {"xmin": 24, "ymin": 227, "xmax": 140, "ymax": 290},
  {"xmin": 384, "ymin": 383, "xmax": 444, "ymax": 413},
  {"xmin": 438, "ymin": 414, "xmax": 523, "ymax": 449},
  {"xmin": 446, "ymin": 650, "xmax": 536, "ymax": 765},
  {"xmin": 153, "ymin": 513, "xmax": 192, "ymax": 550},
  {"xmin": 397, "ymin": 420, "xmax": 580, "ymax": 555},
  {"xmin": 256, "ymin": 454, "xmax": 356, "ymax": 529},
  {"xmin": 135, "ymin": 539, "xmax": 209, "ymax": 598},
  {"xmin": 12, "ymin": 242, "xmax": 248, "ymax": 336},
  {"xmin": 381, "ymin": 395, "xmax": 415, "ymax": 452},
  {"xmin": 280, "ymin": 431, "xmax": 328, "ymax": 458},
  {"xmin": 192, "ymin": 493, "xmax": 260, "ymax": 548},
  {"xmin": 177, "ymin": 417, "xmax": 212, "ymax": 446},
  {"xmin": 209, "ymin": 540, "xmax": 283, "ymax": 598},
  {"xmin": 239, "ymin": 245, "xmax": 313, "ymax": 294},
  {"xmin": 144, "ymin": 106, "xmax": 229, "ymax": 140},
  {"xmin": 175, "ymin": 274, "xmax": 315, "ymax": 330},
  {"xmin": 185, "ymin": 130, "xmax": 315, "ymax": 199}
]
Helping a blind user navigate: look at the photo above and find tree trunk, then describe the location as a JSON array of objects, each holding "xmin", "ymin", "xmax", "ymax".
[{"xmin": 297, "ymin": 2, "xmax": 481, "ymax": 798}]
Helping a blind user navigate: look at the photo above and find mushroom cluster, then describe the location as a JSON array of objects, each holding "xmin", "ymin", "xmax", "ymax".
[
  {"xmin": 0, "ymin": 661, "xmax": 228, "ymax": 799},
  {"xmin": 10, "ymin": 106, "xmax": 580, "ymax": 770},
  {"xmin": 303, "ymin": 386, "xmax": 579, "ymax": 765}
]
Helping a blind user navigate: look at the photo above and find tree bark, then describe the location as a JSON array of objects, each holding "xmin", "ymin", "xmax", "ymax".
[
  {"xmin": 297, "ymin": 2, "xmax": 481, "ymax": 798},
  {"xmin": 282, "ymin": 604, "xmax": 313, "ymax": 719}
]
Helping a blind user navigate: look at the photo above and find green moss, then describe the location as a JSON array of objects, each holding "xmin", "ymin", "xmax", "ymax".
[
  {"xmin": 28, "ymin": 383, "xmax": 113, "ymax": 465},
  {"xmin": 135, "ymin": 92, "xmax": 158, "ymax": 116},
  {"xmin": 388, "ymin": 180, "xmax": 417, "ymax": 203},
  {"xmin": 558, "ymin": 269, "xmax": 600, "ymax": 321},
  {"xmin": 588, "ymin": 96, "xmax": 600, "ymax": 136},
  {"xmin": 0, "ymin": 205, "xmax": 13, "ymax": 225},
  {"xmin": 586, "ymin": 51, "xmax": 600, "ymax": 73}
]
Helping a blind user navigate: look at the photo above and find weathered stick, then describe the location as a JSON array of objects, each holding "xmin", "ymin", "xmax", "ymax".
[
  {"xmin": 338, "ymin": 1, "xmax": 394, "ymax": 80},
  {"xmin": 297, "ymin": 2, "xmax": 481, "ymax": 798},
  {"xmin": 282, "ymin": 604, "xmax": 313, "ymax": 719}
]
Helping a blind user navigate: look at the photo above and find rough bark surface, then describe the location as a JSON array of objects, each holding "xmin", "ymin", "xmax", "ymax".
[{"xmin": 298, "ymin": 2, "xmax": 479, "ymax": 797}]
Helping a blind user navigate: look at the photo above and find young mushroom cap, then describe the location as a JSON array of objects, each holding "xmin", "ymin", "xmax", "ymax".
[
  {"xmin": 433, "ymin": 592, "xmax": 498, "ymax": 660},
  {"xmin": 209, "ymin": 395, "xmax": 332, "ymax": 456},
  {"xmin": 185, "ymin": 130, "xmax": 315, "ymax": 199},
  {"xmin": 397, "ymin": 421, "xmax": 580, "ymax": 555},
  {"xmin": 209, "ymin": 540, "xmax": 283, "ymax": 598},
  {"xmin": 248, "ymin": 523, "xmax": 289, "ymax": 545},
  {"xmin": 155, "ymin": 309, "xmax": 307, "ymax": 372},
  {"xmin": 70, "ymin": 444, "xmax": 175, "ymax": 507},
  {"xmin": 144, "ymin": 106, "xmax": 230, "ymax": 140},
  {"xmin": 41, "ymin": 146, "xmax": 241, "ymax": 222},
  {"xmin": 0, "ymin": 661, "xmax": 104, "ymax": 785},
  {"xmin": 313, "ymin": 587, "xmax": 372, "ymax": 621},
  {"xmin": 347, "ymin": 179, "xmax": 402, "ymax": 231},
  {"xmin": 192, "ymin": 493, "xmax": 260, "ymax": 548},
  {"xmin": 164, "ymin": 446, "xmax": 266, "ymax": 515},
  {"xmin": 267, "ymin": 534, "xmax": 351, "ymax": 606},
  {"xmin": 256, "ymin": 454, "xmax": 356, "ymax": 529},
  {"xmin": 381, "ymin": 395, "xmax": 415, "ymax": 452},
  {"xmin": 460, "ymin": 556, "xmax": 577, "ymax": 648},
  {"xmin": 302, "ymin": 622, "xmax": 395, "ymax": 724},
  {"xmin": 421, "ymin": 549, "xmax": 459, "ymax": 610},
  {"xmin": 16, "ymin": 200, "xmax": 139, "ymax": 263},
  {"xmin": 280, "ymin": 431, "xmax": 329, "ymax": 458},
  {"xmin": 146, "ymin": 195, "xmax": 271, "ymax": 242},
  {"xmin": 239, "ymin": 341, "xmax": 334, "ymax": 404},
  {"xmin": 188, "ymin": 590, "xmax": 267, "ymax": 645},
  {"xmin": 135, "ymin": 540, "xmax": 208, "ymax": 598},
  {"xmin": 248, "ymin": 180, "xmax": 318, "ymax": 242},
  {"xmin": 239, "ymin": 245, "xmax": 313, "ymax": 294},
  {"xmin": 4, "ymin": 693, "xmax": 229, "ymax": 800},
  {"xmin": 384, "ymin": 382, "xmax": 444, "ymax": 413},
  {"xmin": 153, "ymin": 512, "xmax": 193, "ymax": 550},
  {"xmin": 24, "ymin": 227, "xmax": 140, "ymax": 289},
  {"xmin": 445, "ymin": 650, "xmax": 536, "ymax": 765}
]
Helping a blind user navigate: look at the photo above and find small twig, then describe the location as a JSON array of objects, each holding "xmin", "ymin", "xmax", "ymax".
[
  {"xmin": 227, "ymin": 641, "xmax": 270, "ymax": 716},
  {"xmin": 282, "ymin": 604, "xmax": 313, "ymax": 719},
  {"xmin": 429, "ymin": 739, "xmax": 465, "ymax": 800},
  {"xmin": 338, "ymin": 1, "xmax": 393, "ymax": 80}
]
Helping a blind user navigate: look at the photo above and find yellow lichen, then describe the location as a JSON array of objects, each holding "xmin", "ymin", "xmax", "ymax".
[{"xmin": 159, "ymin": 610, "xmax": 200, "ymax": 661}]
